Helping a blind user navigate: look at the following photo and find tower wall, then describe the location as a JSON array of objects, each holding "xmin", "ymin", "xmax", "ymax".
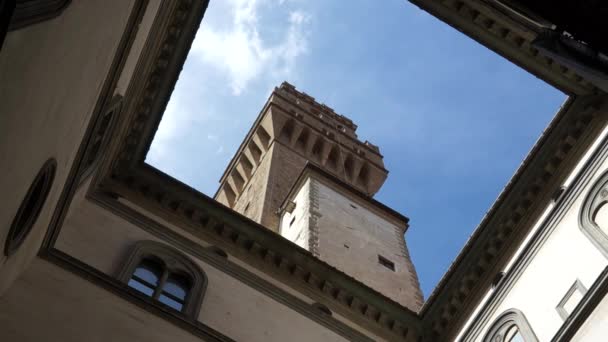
[{"xmin": 279, "ymin": 174, "xmax": 424, "ymax": 311}]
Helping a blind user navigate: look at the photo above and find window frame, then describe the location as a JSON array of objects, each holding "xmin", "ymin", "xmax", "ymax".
[
  {"xmin": 556, "ymin": 279, "xmax": 588, "ymax": 321},
  {"xmin": 5, "ymin": 158, "xmax": 56, "ymax": 256},
  {"xmin": 482, "ymin": 309, "xmax": 538, "ymax": 342},
  {"xmin": 78, "ymin": 95, "xmax": 123, "ymax": 185},
  {"xmin": 579, "ymin": 169, "xmax": 608, "ymax": 258},
  {"xmin": 118, "ymin": 240, "xmax": 207, "ymax": 319}
]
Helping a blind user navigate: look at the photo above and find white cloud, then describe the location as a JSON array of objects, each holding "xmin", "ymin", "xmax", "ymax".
[{"xmin": 191, "ymin": 0, "xmax": 310, "ymax": 95}]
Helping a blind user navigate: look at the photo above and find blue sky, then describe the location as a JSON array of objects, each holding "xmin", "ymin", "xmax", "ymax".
[{"xmin": 147, "ymin": 0, "xmax": 565, "ymax": 298}]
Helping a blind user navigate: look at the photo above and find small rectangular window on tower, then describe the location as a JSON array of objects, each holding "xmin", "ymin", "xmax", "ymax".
[{"xmin": 378, "ymin": 255, "xmax": 395, "ymax": 271}]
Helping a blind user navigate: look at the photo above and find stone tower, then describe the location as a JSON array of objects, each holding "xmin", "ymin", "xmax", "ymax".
[{"xmin": 215, "ymin": 82, "xmax": 423, "ymax": 310}]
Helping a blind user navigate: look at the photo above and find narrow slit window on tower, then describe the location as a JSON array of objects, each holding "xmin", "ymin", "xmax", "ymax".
[
  {"xmin": 378, "ymin": 255, "xmax": 395, "ymax": 271},
  {"xmin": 289, "ymin": 216, "xmax": 296, "ymax": 227}
]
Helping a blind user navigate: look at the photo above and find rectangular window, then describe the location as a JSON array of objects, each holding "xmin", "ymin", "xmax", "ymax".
[
  {"xmin": 378, "ymin": 255, "xmax": 395, "ymax": 271},
  {"xmin": 556, "ymin": 279, "xmax": 587, "ymax": 320},
  {"xmin": 289, "ymin": 216, "xmax": 296, "ymax": 227}
]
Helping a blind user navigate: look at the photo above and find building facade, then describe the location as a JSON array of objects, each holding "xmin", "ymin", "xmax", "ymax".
[{"xmin": 0, "ymin": 1, "xmax": 608, "ymax": 341}]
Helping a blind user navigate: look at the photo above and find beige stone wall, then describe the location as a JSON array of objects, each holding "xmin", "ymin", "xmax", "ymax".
[
  {"xmin": 0, "ymin": 0, "xmax": 136, "ymax": 295},
  {"xmin": 0, "ymin": 258, "xmax": 207, "ymax": 342},
  {"xmin": 281, "ymin": 176, "xmax": 423, "ymax": 311},
  {"xmin": 53, "ymin": 188, "xmax": 379, "ymax": 341}
]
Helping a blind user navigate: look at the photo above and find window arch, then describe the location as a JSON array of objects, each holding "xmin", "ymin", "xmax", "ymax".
[
  {"xmin": 579, "ymin": 169, "xmax": 608, "ymax": 257},
  {"xmin": 118, "ymin": 241, "xmax": 207, "ymax": 318},
  {"xmin": 5, "ymin": 158, "xmax": 56, "ymax": 256},
  {"xmin": 483, "ymin": 309, "xmax": 538, "ymax": 342}
]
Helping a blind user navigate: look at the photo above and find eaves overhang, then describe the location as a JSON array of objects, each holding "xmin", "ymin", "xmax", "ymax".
[
  {"xmin": 419, "ymin": 95, "xmax": 608, "ymax": 340},
  {"xmin": 408, "ymin": 0, "xmax": 598, "ymax": 95}
]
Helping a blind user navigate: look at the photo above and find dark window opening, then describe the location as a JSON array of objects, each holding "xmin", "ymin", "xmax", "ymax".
[
  {"xmin": 5, "ymin": 158, "xmax": 56, "ymax": 256},
  {"xmin": 128, "ymin": 258, "xmax": 193, "ymax": 313},
  {"xmin": 119, "ymin": 241, "xmax": 207, "ymax": 318},
  {"xmin": 378, "ymin": 255, "xmax": 395, "ymax": 271},
  {"xmin": 244, "ymin": 202, "xmax": 250, "ymax": 213},
  {"xmin": 350, "ymin": 204, "xmax": 357, "ymax": 209},
  {"xmin": 289, "ymin": 216, "xmax": 296, "ymax": 227}
]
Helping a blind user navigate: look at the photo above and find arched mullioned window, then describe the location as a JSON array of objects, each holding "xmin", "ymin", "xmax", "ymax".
[
  {"xmin": 482, "ymin": 309, "xmax": 538, "ymax": 342},
  {"xmin": 579, "ymin": 169, "xmax": 608, "ymax": 258},
  {"xmin": 118, "ymin": 241, "xmax": 207, "ymax": 318}
]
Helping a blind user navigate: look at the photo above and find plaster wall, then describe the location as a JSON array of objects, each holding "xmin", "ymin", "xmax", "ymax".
[
  {"xmin": 54, "ymin": 188, "xmax": 376, "ymax": 341},
  {"xmin": 0, "ymin": 258, "xmax": 206, "ymax": 342},
  {"xmin": 467, "ymin": 158, "xmax": 608, "ymax": 341},
  {"xmin": 571, "ymin": 291, "xmax": 608, "ymax": 342},
  {"xmin": 0, "ymin": 0, "xmax": 136, "ymax": 295}
]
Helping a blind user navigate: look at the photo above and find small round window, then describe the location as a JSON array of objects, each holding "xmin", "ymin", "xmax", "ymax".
[{"xmin": 4, "ymin": 158, "xmax": 57, "ymax": 256}]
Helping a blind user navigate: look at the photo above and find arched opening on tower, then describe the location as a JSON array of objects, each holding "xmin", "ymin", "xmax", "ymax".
[
  {"xmin": 326, "ymin": 146, "xmax": 340, "ymax": 171},
  {"xmin": 311, "ymin": 137, "xmax": 324, "ymax": 162},
  {"xmin": 247, "ymin": 141, "xmax": 263, "ymax": 163},
  {"xmin": 279, "ymin": 119, "xmax": 295, "ymax": 142},
  {"xmin": 344, "ymin": 154, "xmax": 355, "ymax": 180},
  {"xmin": 256, "ymin": 126, "xmax": 271, "ymax": 150},
  {"xmin": 295, "ymin": 128, "xmax": 310, "ymax": 152},
  {"xmin": 357, "ymin": 164, "xmax": 370, "ymax": 189}
]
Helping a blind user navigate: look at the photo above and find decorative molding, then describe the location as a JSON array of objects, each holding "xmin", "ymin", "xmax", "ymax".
[
  {"xmin": 308, "ymin": 178, "xmax": 321, "ymax": 258},
  {"xmin": 579, "ymin": 169, "xmax": 608, "ymax": 258},
  {"xmin": 87, "ymin": 191, "xmax": 376, "ymax": 342},
  {"xmin": 110, "ymin": 0, "xmax": 208, "ymax": 172},
  {"xmin": 408, "ymin": 0, "xmax": 596, "ymax": 95},
  {"xmin": 8, "ymin": 0, "xmax": 71, "ymax": 31},
  {"xmin": 481, "ymin": 309, "xmax": 538, "ymax": 342},
  {"xmin": 556, "ymin": 279, "xmax": 587, "ymax": 321},
  {"xmin": 40, "ymin": 0, "xmax": 150, "ymax": 251},
  {"xmin": 457, "ymin": 107, "xmax": 608, "ymax": 342},
  {"xmin": 117, "ymin": 240, "xmax": 207, "ymax": 319},
  {"xmin": 77, "ymin": 95, "xmax": 124, "ymax": 186},
  {"xmin": 40, "ymin": 248, "xmax": 235, "ymax": 342}
]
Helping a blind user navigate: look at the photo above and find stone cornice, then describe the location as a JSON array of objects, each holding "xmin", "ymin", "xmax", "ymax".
[
  {"xmin": 408, "ymin": 0, "xmax": 597, "ymax": 95},
  {"xmin": 279, "ymin": 162, "xmax": 410, "ymax": 230},
  {"xmin": 420, "ymin": 94, "xmax": 608, "ymax": 340},
  {"xmin": 216, "ymin": 89, "xmax": 387, "ymax": 189}
]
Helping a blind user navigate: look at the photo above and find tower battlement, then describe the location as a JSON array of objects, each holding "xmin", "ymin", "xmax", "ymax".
[{"xmin": 215, "ymin": 82, "xmax": 389, "ymax": 230}]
